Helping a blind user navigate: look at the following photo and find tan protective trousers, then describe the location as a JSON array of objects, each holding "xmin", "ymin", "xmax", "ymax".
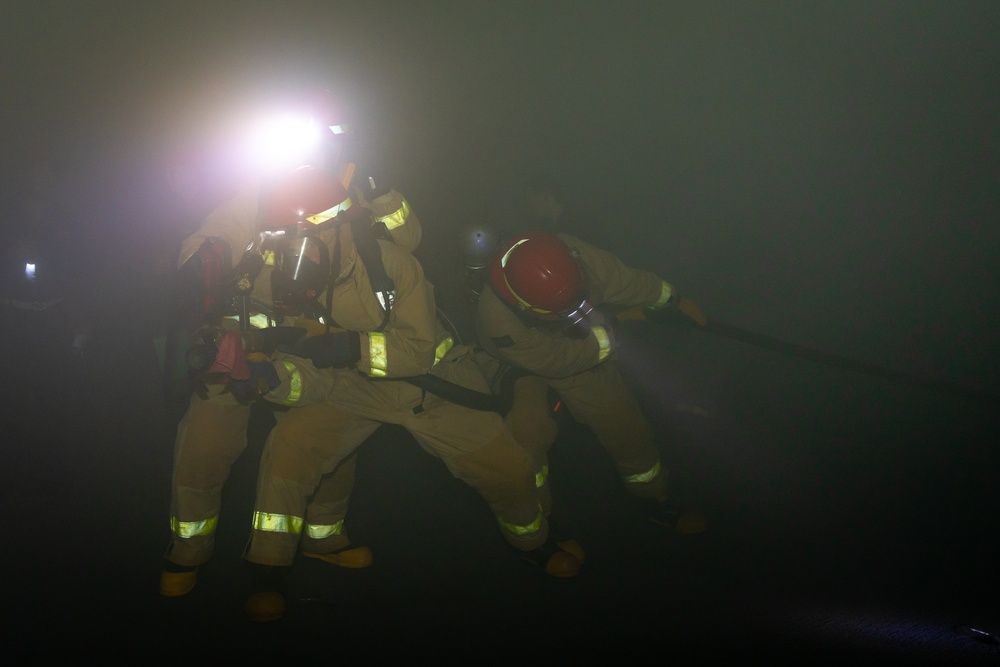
[
  {"xmin": 503, "ymin": 359, "xmax": 669, "ymax": 513},
  {"xmin": 246, "ymin": 347, "xmax": 547, "ymax": 567},
  {"xmin": 165, "ymin": 352, "xmax": 349, "ymax": 568}
]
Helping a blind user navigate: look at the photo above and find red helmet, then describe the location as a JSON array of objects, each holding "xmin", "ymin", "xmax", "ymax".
[
  {"xmin": 262, "ymin": 165, "xmax": 355, "ymax": 231},
  {"xmin": 490, "ymin": 232, "xmax": 586, "ymax": 319}
]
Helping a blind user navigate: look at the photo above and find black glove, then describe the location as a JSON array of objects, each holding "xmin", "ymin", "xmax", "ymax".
[
  {"xmin": 229, "ymin": 360, "xmax": 281, "ymax": 402},
  {"xmin": 643, "ymin": 295, "xmax": 708, "ymax": 326},
  {"xmin": 282, "ymin": 331, "xmax": 361, "ymax": 369}
]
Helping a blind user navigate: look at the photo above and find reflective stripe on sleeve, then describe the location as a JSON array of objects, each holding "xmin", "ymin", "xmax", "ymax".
[
  {"xmin": 252, "ymin": 511, "xmax": 303, "ymax": 535},
  {"xmin": 306, "ymin": 520, "xmax": 345, "ymax": 540},
  {"xmin": 275, "ymin": 360, "xmax": 302, "ymax": 405},
  {"xmin": 623, "ymin": 461, "xmax": 662, "ymax": 485},
  {"xmin": 369, "ymin": 332, "xmax": 387, "ymax": 377},
  {"xmin": 650, "ymin": 281, "xmax": 675, "ymax": 309},
  {"xmin": 248, "ymin": 313, "xmax": 273, "ymax": 329},
  {"xmin": 434, "ymin": 337, "xmax": 454, "ymax": 365},
  {"xmin": 376, "ymin": 199, "xmax": 411, "ymax": 230},
  {"xmin": 170, "ymin": 514, "xmax": 218, "ymax": 539},
  {"xmin": 497, "ymin": 504, "xmax": 544, "ymax": 537},
  {"xmin": 592, "ymin": 326, "xmax": 611, "ymax": 362}
]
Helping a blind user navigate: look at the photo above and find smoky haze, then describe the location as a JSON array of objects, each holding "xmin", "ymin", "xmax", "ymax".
[{"xmin": 2, "ymin": 0, "xmax": 998, "ymax": 392}]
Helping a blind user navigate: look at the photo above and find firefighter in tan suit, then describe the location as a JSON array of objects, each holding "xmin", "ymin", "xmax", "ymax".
[
  {"xmin": 240, "ymin": 168, "xmax": 582, "ymax": 623},
  {"xmin": 472, "ymin": 230, "xmax": 709, "ymax": 533},
  {"xmin": 160, "ymin": 164, "xmax": 421, "ymax": 596}
]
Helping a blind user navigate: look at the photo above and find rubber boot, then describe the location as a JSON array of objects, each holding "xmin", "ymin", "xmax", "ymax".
[
  {"xmin": 302, "ymin": 544, "xmax": 374, "ymax": 569},
  {"xmin": 521, "ymin": 536, "xmax": 582, "ymax": 578},
  {"xmin": 643, "ymin": 500, "xmax": 709, "ymax": 535},
  {"xmin": 243, "ymin": 563, "xmax": 291, "ymax": 623},
  {"xmin": 160, "ymin": 561, "xmax": 198, "ymax": 597},
  {"xmin": 548, "ymin": 514, "xmax": 586, "ymax": 565}
]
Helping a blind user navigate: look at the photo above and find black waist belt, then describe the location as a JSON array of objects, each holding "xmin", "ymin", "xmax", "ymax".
[
  {"xmin": 361, "ymin": 371, "xmax": 501, "ymax": 412},
  {"xmin": 405, "ymin": 373, "xmax": 501, "ymax": 412}
]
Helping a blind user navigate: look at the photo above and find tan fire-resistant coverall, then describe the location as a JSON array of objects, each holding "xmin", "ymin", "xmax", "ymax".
[
  {"xmin": 165, "ymin": 178, "xmax": 421, "ymax": 568},
  {"xmin": 474, "ymin": 233, "xmax": 678, "ymax": 512},
  {"xmin": 245, "ymin": 221, "xmax": 546, "ymax": 567}
]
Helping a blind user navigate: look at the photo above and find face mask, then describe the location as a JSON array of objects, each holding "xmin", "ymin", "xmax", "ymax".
[{"xmin": 266, "ymin": 234, "xmax": 330, "ymax": 316}]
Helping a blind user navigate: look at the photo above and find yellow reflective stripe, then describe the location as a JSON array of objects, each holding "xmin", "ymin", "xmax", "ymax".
[
  {"xmin": 623, "ymin": 461, "xmax": 662, "ymax": 485},
  {"xmin": 500, "ymin": 238, "xmax": 530, "ymax": 268},
  {"xmin": 306, "ymin": 196, "xmax": 353, "ymax": 225},
  {"xmin": 434, "ymin": 337, "xmax": 454, "ymax": 365},
  {"xmin": 369, "ymin": 332, "xmax": 387, "ymax": 377},
  {"xmin": 171, "ymin": 514, "xmax": 218, "ymax": 538},
  {"xmin": 248, "ymin": 313, "xmax": 272, "ymax": 329},
  {"xmin": 497, "ymin": 504, "xmax": 544, "ymax": 537},
  {"xmin": 229, "ymin": 313, "xmax": 273, "ymax": 328},
  {"xmin": 650, "ymin": 281, "xmax": 675, "ymax": 309},
  {"xmin": 272, "ymin": 360, "xmax": 302, "ymax": 405},
  {"xmin": 592, "ymin": 326, "xmax": 611, "ymax": 362},
  {"xmin": 535, "ymin": 464, "xmax": 549, "ymax": 489},
  {"xmin": 262, "ymin": 249, "xmax": 276, "ymax": 266},
  {"xmin": 252, "ymin": 511, "xmax": 303, "ymax": 534},
  {"xmin": 376, "ymin": 199, "xmax": 411, "ymax": 230},
  {"xmin": 306, "ymin": 520, "xmax": 345, "ymax": 540}
]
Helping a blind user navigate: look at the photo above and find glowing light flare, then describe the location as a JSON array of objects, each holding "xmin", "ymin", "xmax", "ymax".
[
  {"xmin": 244, "ymin": 114, "xmax": 322, "ymax": 172},
  {"xmin": 25, "ymin": 263, "xmax": 36, "ymax": 282}
]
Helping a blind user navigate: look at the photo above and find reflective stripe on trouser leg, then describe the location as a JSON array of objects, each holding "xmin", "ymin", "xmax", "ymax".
[
  {"xmin": 622, "ymin": 460, "xmax": 668, "ymax": 500},
  {"xmin": 301, "ymin": 453, "xmax": 358, "ymax": 554},
  {"xmin": 505, "ymin": 375, "xmax": 557, "ymax": 516},
  {"xmin": 432, "ymin": 428, "xmax": 548, "ymax": 551},
  {"xmin": 306, "ymin": 519, "xmax": 344, "ymax": 540},
  {"xmin": 171, "ymin": 513, "xmax": 219, "ymax": 539},
  {"xmin": 552, "ymin": 361, "xmax": 667, "ymax": 500},
  {"xmin": 253, "ymin": 512, "xmax": 303, "ymax": 534},
  {"xmin": 248, "ymin": 476, "xmax": 315, "ymax": 566},
  {"xmin": 167, "ymin": 387, "xmax": 251, "ymax": 567},
  {"xmin": 535, "ymin": 464, "xmax": 552, "ymax": 518},
  {"xmin": 399, "ymin": 353, "xmax": 549, "ymax": 550},
  {"xmin": 497, "ymin": 503, "xmax": 545, "ymax": 541},
  {"xmin": 246, "ymin": 403, "xmax": 378, "ymax": 566}
]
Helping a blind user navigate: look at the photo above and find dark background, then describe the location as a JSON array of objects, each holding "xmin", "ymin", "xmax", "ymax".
[{"xmin": 1, "ymin": 1, "xmax": 998, "ymax": 663}]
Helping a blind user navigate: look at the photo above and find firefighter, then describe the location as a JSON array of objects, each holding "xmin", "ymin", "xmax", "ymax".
[
  {"xmin": 241, "ymin": 167, "xmax": 582, "ymax": 623},
  {"xmin": 160, "ymin": 89, "xmax": 403, "ymax": 598},
  {"xmin": 469, "ymin": 227, "xmax": 710, "ymax": 535}
]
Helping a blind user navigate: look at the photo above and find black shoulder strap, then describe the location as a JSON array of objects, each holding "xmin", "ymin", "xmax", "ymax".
[{"xmin": 349, "ymin": 216, "xmax": 396, "ymax": 332}]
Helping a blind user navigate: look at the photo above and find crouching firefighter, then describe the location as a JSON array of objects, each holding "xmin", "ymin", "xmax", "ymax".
[
  {"xmin": 241, "ymin": 166, "xmax": 583, "ymax": 623},
  {"xmin": 464, "ymin": 226, "xmax": 711, "ymax": 537}
]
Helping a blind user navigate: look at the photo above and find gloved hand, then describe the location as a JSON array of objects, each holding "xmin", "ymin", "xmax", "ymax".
[
  {"xmin": 676, "ymin": 297, "xmax": 708, "ymax": 326},
  {"xmin": 614, "ymin": 306, "xmax": 647, "ymax": 322},
  {"xmin": 287, "ymin": 331, "xmax": 360, "ymax": 369},
  {"xmin": 229, "ymin": 358, "xmax": 280, "ymax": 402},
  {"xmin": 643, "ymin": 296, "xmax": 708, "ymax": 327}
]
